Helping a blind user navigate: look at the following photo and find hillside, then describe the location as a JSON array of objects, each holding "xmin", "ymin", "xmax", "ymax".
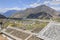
[
  {"xmin": 0, "ymin": 14, "xmax": 6, "ymax": 18},
  {"xmin": 11, "ymin": 5, "xmax": 59, "ymax": 19},
  {"xmin": 3, "ymin": 10, "xmax": 18, "ymax": 17}
]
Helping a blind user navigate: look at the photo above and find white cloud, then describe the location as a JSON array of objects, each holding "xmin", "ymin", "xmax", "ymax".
[
  {"xmin": 0, "ymin": 7, "xmax": 26, "ymax": 13},
  {"xmin": 43, "ymin": 0, "xmax": 60, "ymax": 5},
  {"xmin": 29, "ymin": 0, "xmax": 41, "ymax": 7},
  {"xmin": 53, "ymin": 0, "xmax": 60, "ymax": 1},
  {"xmin": 43, "ymin": 0, "xmax": 60, "ymax": 11},
  {"xmin": 0, "ymin": 0, "xmax": 60, "ymax": 13},
  {"xmin": 29, "ymin": 0, "xmax": 60, "ymax": 11},
  {"xmin": 29, "ymin": 3, "xmax": 41, "ymax": 7},
  {"xmin": 43, "ymin": 1, "xmax": 50, "ymax": 4},
  {"xmin": 51, "ymin": 6, "xmax": 60, "ymax": 11},
  {"xmin": 43, "ymin": 1, "xmax": 50, "ymax": 5},
  {"xmin": 50, "ymin": 1, "xmax": 60, "ymax": 5}
]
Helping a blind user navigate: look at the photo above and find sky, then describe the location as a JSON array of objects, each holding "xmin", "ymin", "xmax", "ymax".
[{"xmin": 0, "ymin": 0, "xmax": 60, "ymax": 13}]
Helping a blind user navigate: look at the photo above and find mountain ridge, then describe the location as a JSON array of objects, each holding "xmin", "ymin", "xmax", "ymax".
[
  {"xmin": 2, "ymin": 10, "xmax": 19, "ymax": 17},
  {"xmin": 11, "ymin": 5, "xmax": 60, "ymax": 19}
]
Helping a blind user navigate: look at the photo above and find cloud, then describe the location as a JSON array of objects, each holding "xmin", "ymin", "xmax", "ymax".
[
  {"xmin": 0, "ymin": 0, "xmax": 60, "ymax": 13},
  {"xmin": 28, "ymin": 0, "xmax": 60, "ymax": 11},
  {"xmin": 44, "ymin": 1, "xmax": 49, "ymax": 4},
  {"xmin": 43, "ymin": 1, "xmax": 49, "ymax": 4},
  {"xmin": 45, "ymin": 0, "xmax": 60, "ymax": 5},
  {"xmin": 50, "ymin": 1, "xmax": 60, "ymax": 5},
  {"xmin": 0, "ymin": 7, "xmax": 26, "ymax": 13},
  {"xmin": 53, "ymin": 0, "xmax": 60, "ymax": 1},
  {"xmin": 9, "ymin": 7, "xmax": 26, "ymax": 10},
  {"xmin": 42, "ymin": 0, "xmax": 60, "ymax": 11},
  {"xmin": 29, "ymin": 3, "xmax": 41, "ymax": 7},
  {"xmin": 51, "ymin": 6, "xmax": 60, "ymax": 11},
  {"xmin": 29, "ymin": 0, "xmax": 41, "ymax": 7}
]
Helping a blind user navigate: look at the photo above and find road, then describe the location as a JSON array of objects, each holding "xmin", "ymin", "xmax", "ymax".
[{"xmin": 24, "ymin": 19, "xmax": 52, "ymax": 22}]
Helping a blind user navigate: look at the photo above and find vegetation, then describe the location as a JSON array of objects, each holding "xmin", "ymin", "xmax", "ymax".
[
  {"xmin": 52, "ymin": 18, "xmax": 60, "ymax": 22},
  {"xmin": 5, "ymin": 20, "xmax": 48, "ymax": 31}
]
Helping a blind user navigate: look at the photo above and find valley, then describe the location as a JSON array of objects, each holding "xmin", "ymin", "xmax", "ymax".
[{"xmin": 0, "ymin": 4, "xmax": 60, "ymax": 40}]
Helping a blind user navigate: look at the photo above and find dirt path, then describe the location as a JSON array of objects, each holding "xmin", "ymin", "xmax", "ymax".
[{"xmin": 0, "ymin": 34, "xmax": 8, "ymax": 40}]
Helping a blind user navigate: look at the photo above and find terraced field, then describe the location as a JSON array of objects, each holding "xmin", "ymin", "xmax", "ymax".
[
  {"xmin": 2, "ymin": 27, "xmax": 44, "ymax": 40},
  {"xmin": 28, "ymin": 35, "xmax": 43, "ymax": 40},
  {"xmin": 2, "ymin": 20, "xmax": 49, "ymax": 40},
  {"xmin": 5, "ymin": 28, "xmax": 30, "ymax": 40}
]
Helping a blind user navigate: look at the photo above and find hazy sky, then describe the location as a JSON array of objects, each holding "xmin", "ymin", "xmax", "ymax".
[{"xmin": 0, "ymin": 0, "xmax": 60, "ymax": 13}]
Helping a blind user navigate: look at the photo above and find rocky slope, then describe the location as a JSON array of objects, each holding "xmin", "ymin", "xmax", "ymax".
[{"xmin": 11, "ymin": 5, "xmax": 59, "ymax": 19}]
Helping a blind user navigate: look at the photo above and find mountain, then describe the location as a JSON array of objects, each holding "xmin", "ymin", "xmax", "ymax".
[
  {"xmin": 0, "ymin": 14, "xmax": 6, "ymax": 18},
  {"xmin": 11, "ymin": 5, "xmax": 59, "ymax": 19},
  {"xmin": 27, "ymin": 12, "xmax": 52, "ymax": 19},
  {"xmin": 3, "ymin": 10, "xmax": 18, "ymax": 17}
]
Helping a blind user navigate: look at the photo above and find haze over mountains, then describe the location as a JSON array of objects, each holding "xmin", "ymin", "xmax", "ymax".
[
  {"xmin": 0, "ymin": 5, "xmax": 60, "ymax": 19},
  {"xmin": 3, "ymin": 10, "xmax": 19, "ymax": 17}
]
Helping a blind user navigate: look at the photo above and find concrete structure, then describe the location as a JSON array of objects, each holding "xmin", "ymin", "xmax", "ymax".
[{"xmin": 37, "ymin": 21, "xmax": 60, "ymax": 40}]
